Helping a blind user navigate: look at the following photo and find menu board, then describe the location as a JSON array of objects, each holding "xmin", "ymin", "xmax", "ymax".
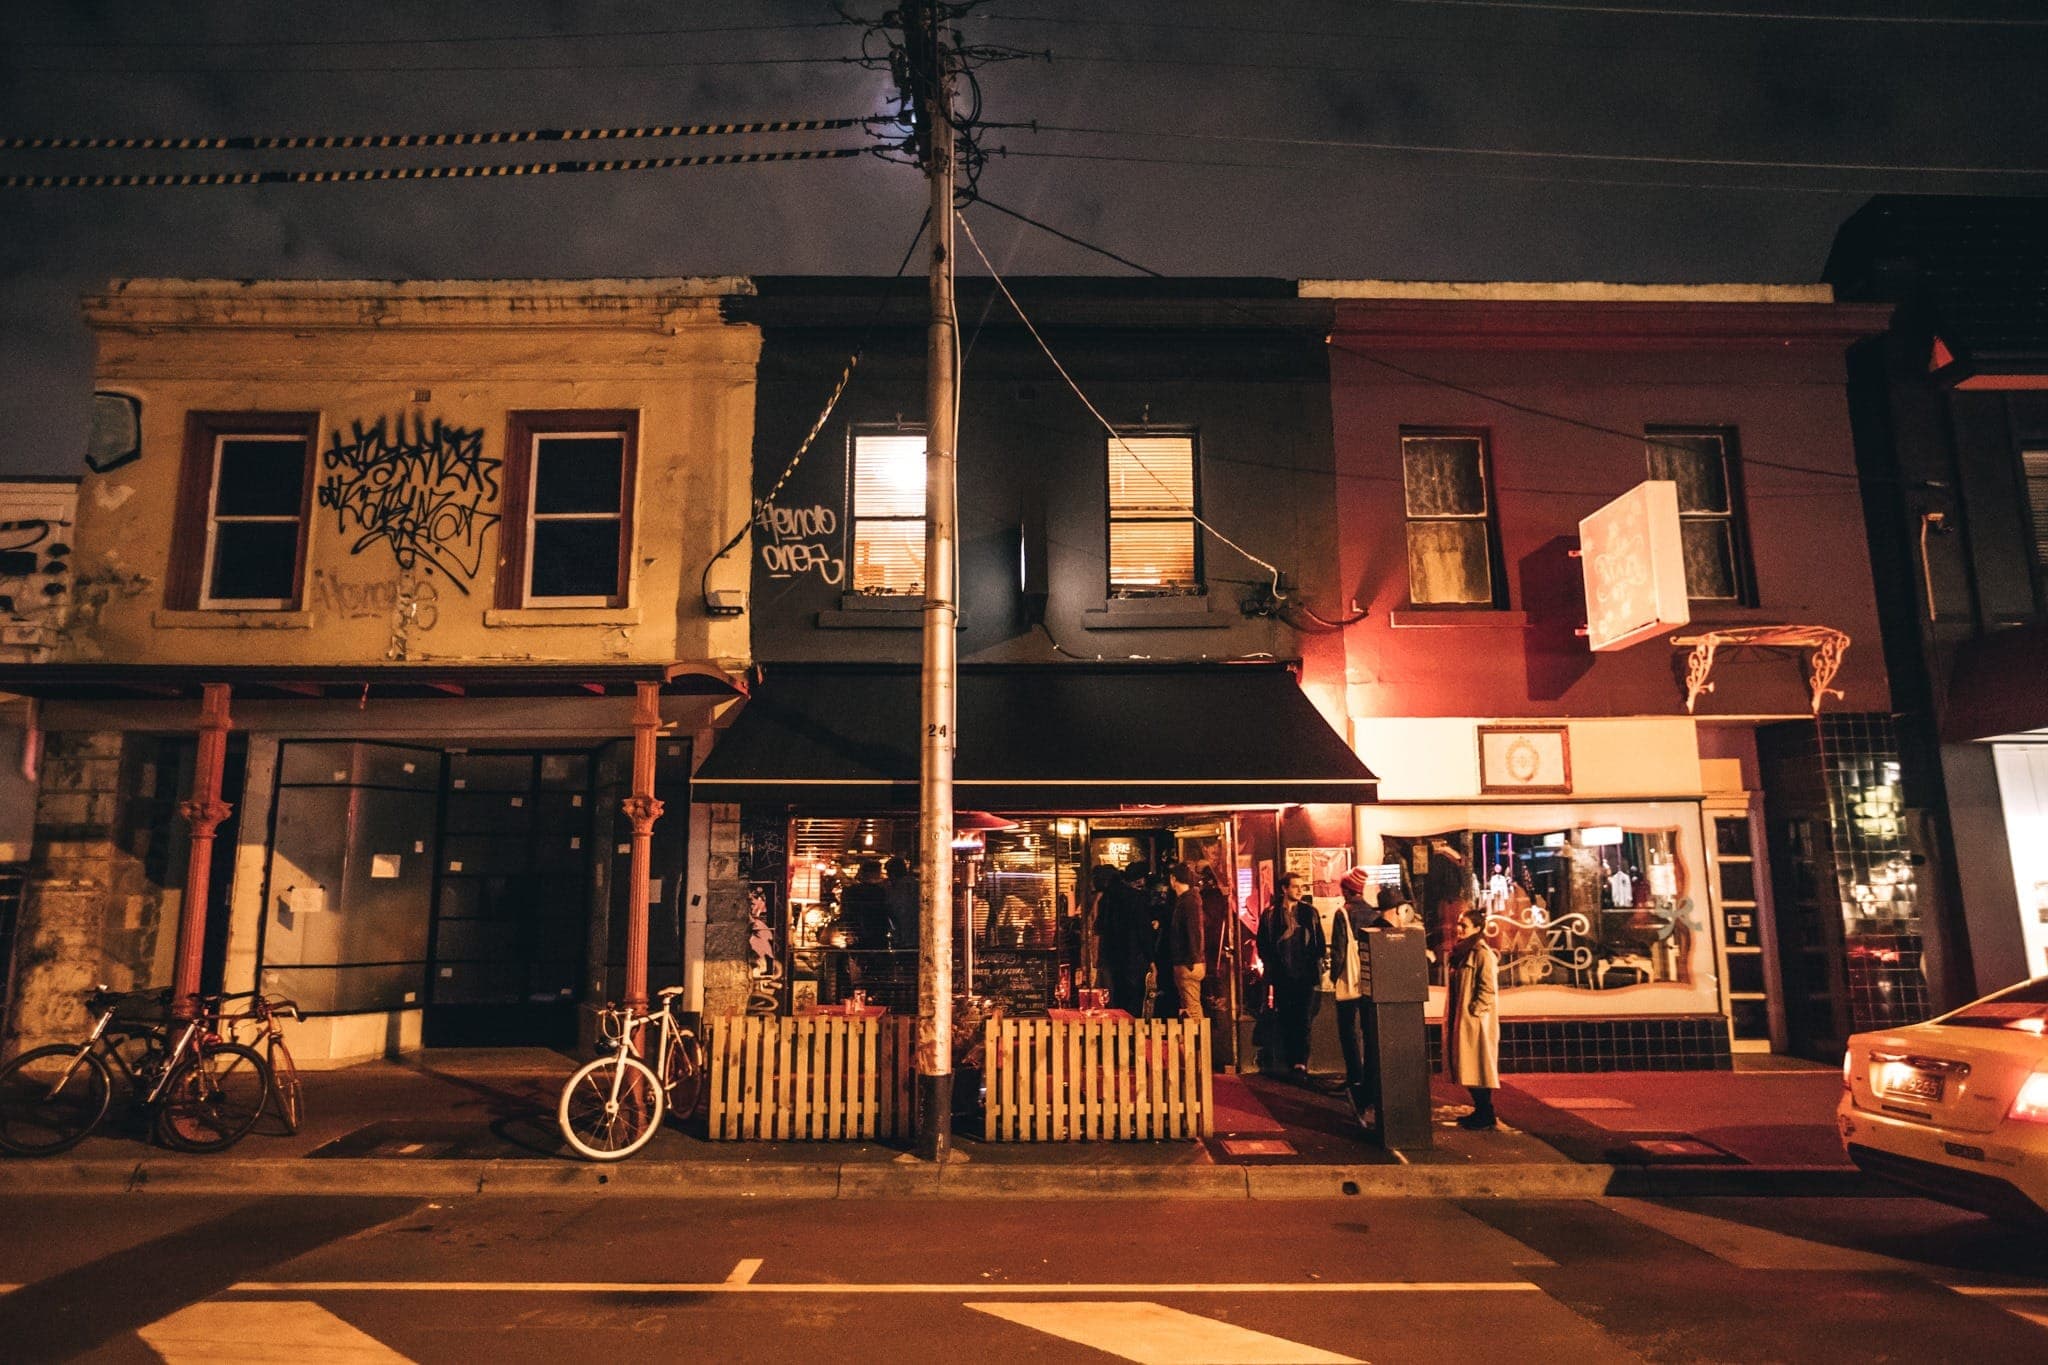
[{"xmin": 974, "ymin": 951, "xmax": 1055, "ymax": 1016}]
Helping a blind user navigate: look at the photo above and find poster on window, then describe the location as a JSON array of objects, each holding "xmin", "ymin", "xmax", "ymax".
[{"xmin": 1284, "ymin": 846, "xmax": 1353, "ymax": 903}]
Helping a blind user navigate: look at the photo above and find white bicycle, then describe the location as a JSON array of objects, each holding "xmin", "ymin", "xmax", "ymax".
[{"xmin": 556, "ymin": 986, "xmax": 705, "ymax": 1161}]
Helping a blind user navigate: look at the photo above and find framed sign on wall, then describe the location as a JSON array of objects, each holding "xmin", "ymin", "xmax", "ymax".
[{"xmin": 1478, "ymin": 724, "xmax": 1573, "ymax": 795}]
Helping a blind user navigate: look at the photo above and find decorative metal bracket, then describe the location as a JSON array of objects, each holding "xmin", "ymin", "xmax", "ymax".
[{"xmin": 1668, "ymin": 625, "xmax": 1851, "ymax": 715}]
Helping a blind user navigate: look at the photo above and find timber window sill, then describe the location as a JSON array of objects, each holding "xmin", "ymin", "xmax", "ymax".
[
  {"xmin": 152, "ymin": 608, "xmax": 313, "ymax": 630},
  {"xmin": 483, "ymin": 606, "xmax": 641, "ymax": 627},
  {"xmin": 1081, "ymin": 595, "xmax": 1228, "ymax": 631},
  {"xmin": 1387, "ymin": 608, "xmax": 1530, "ymax": 629}
]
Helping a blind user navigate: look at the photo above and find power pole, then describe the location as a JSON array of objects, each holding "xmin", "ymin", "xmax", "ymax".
[{"xmin": 906, "ymin": 0, "xmax": 959, "ymax": 1162}]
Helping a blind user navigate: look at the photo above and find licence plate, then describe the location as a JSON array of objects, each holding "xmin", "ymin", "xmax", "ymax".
[{"xmin": 1885, "ymin": 1067, "xmax": 1944, "ymax": 1102}]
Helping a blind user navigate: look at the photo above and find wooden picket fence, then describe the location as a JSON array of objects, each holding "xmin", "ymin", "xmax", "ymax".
[
  {"xmin": 705, "ymin": 1014, "xmax": 916, "ymax": 1141},
  {"xmin": 983, "ymin": 1016, "xmax": 1213, "ymax": 1142}
]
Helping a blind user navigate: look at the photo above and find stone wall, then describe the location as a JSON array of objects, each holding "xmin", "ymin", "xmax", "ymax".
[{"xmin": 700, "ymin": 803, "xmax": 751, "ymax": 1018}]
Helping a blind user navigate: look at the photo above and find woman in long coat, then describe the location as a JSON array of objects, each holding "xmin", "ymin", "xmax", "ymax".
[{"xmin": 1445, "ymin": 903, "xmax": 1501, "ymax": 1131}]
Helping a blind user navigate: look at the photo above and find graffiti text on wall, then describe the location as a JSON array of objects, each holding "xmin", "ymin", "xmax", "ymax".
[
  {"xmin": 754, "ymin": 502, "xmax": 843, "ymax": 585},
  {"xmin": 317, "ymin": 414, "xmax": 500, "ymax": 593}
]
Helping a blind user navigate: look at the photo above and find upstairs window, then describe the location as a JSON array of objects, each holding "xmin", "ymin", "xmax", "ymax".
[
  {"xmin": 500, "ymin": 411, "xmax": 637, "ymax": 608},
  {"xmin": 171, "ymin": 412, "xmax": 318, "ymax": 610},
  {"xmin": 2021, "ymin": 448, "xmax": 2048, "ymax": 587},
  {"xmin": 851, "ymin": 430, "xmax": 927, "ymax": 596},
  {"xmin": 1401, "ymin": 430, "xmax": 1502, "ymax": 607},
  {"xmin": 1647, "ymin": 427, "xmax": 1750, "ymax": 603},
  {"xmin": 1107, "ymin": 430, "xmax": 1201, "ymax": 597}
]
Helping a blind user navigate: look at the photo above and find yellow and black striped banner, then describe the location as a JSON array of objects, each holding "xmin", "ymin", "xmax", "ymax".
[
  {"xmin": 0, "ymin": 117, "xmax": 869, "ymax": 153},
  {"xmin": 0, "ymin": 145, "xmax": 870, "ymax": 189}
]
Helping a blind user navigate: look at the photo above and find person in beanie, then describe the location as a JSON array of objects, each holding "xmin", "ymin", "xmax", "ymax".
[
  {"xmin": 1167, "ymin": 862, "xmax": 1207, "ymax": 1018},
  {"xmin": 1256, "ymin": 871, "xmax": 1324, "ymax": 1078},
  {"xmin": 1446, "ymin": 903, "xmax": 1502, "ymax": 1130},
  {"xmin": 1328, "ymin": 867, "xmax": 1383, "ymax": 1096}
]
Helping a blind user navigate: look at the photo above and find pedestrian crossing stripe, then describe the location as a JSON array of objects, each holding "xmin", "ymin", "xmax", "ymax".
[
  {"xmin": 140, "ymin": 1300, "xmax": 412, "ymax": 1364},
  {"xmin": 968, "ymin": 1301, "xmax": 1362, "ymax": 1364}
]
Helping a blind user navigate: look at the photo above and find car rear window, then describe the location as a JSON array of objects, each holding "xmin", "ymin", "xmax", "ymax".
[{"xmin": 1943, "ymin": 977, "xmax": 2048, "ymax": 1031}]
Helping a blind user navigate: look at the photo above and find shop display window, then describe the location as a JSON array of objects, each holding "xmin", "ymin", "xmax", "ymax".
[{"xmin": 1361, "ymin": 803, "xmax": 1717, "ymax": 1019}]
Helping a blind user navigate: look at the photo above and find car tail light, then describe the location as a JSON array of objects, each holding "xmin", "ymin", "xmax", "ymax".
[
  {"xmin": 2011, "ymin": 1072, "xmax": 2048, "ymax": 1125},
  {"xmin": 1842, "ymin": 1048, "xmax": 1853, "ymax": 1089}
]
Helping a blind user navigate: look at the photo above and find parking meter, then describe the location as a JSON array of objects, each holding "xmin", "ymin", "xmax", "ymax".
[{"xmin": 1361, "ymin": 927, "xmax": 1432, "ymax": 1151}]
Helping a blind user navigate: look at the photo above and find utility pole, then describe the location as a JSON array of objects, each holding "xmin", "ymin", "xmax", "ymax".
[{"xmin": 906, "ymin": 0, "xmax": 958, "ymax": 1162}]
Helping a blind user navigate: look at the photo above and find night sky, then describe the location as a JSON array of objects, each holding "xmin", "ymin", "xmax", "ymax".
[{"xmin": 3, "ymin": 0, "xmax": 2046, "ymax": 476}]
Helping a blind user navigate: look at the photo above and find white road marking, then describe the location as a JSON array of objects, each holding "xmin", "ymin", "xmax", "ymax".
[
  {"xmin": 396, "ymin": 1143, "xmax": 424, "ymax": 1155},
  {"xmin": 229, "ymin": 1279, "xmax": 1539, "ymax": 1296},
  {"xmin": 139, "ymin": 1300, "xmax": 412, "ymax": 1364},
  {"xmin": 725, "ymin": 1258, "xmax": 763, "ymax": 1284},
  {"xmin": 1948, "ymin": 1285, "xmax": 2048, "ymax": 1297},
  {"xmin": 1607, "ymin": 1199, "xmax": 1923, "ymax": 1273},
  {"xmin": 968, "ymin": 1300, "xmax": 1362, "ymax": 1364}
]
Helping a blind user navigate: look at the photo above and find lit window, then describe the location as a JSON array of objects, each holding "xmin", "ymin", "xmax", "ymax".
[
  {"xmin": 502, "ymin": 412, "xmax": 636, "ymax": 608},
  {"xmin": 173, "ymin": 413, "xmax": 317, "ymax": 611},
  {"xmin": 1647, "ymin": 428, "xmax": 1749, "ymax": 603},
  {"xmin": 1401, "ymin": 431, "xmax": 1500, "ymax": 607},
  {"xmin": 852, "ymin": 431, "xmax": 926, "ymax": 596},
  {"xmin": 1107, "ymin": 431, "xmax": 1200, "ymax": 596}
]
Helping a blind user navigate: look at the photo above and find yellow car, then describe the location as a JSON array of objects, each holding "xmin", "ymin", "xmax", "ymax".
[{"xmin": 1838, "ymin": 974, "xmax": 2048, "ymax": 1224}]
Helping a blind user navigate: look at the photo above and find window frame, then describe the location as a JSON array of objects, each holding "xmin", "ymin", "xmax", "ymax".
[
  {"xmin": 1645, "ymin": 425, "xmax": 1755, "ymax": 607},
  {"xmin": 170, "ymin": 411, "xmax": 320, "ymax": 612},
  {"xmin": 498, "ymin": 409, "xmax": 639, "ymax": 610},
  {"xmin": 847, "ymin": 424, "xmax": 929, "ymax": 598},
  {"xmin": 1104, "ymin": 426, "xmax": 1204, "ymax": 599},
  {"xmin": 1399, "ymin": 426, "xmax": 1506, "ymax": 610}
]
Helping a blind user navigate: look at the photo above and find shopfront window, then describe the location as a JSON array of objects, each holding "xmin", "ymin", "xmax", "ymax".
[{"xmin": 1374, "ymin": 822, "xmax": 1704, "ymax": 1001}]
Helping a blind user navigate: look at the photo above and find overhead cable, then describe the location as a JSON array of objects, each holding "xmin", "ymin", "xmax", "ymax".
[
  {"xmin": 0, "ymin": 118, "xmax": 868, "ymax": 153},
  {"xmin": 13, "ymin": 20, "xmax": 843, "ymax": 49},
  {"xmin": 0, "ymin": 146, "xmax": 868, "ymax": 191},
  {"xmin": 1371, "ymin": 0, "xmax": 2048, "ymax": 28}
]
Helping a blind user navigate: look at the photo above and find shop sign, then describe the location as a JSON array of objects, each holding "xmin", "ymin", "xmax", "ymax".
[{"xmin": 1580, "ymin": 480, "xmax": 1689, "ymax": 652}]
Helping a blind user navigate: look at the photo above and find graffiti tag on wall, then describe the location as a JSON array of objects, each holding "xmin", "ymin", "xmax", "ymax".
[
  {"xmin": 317, "ymin": 414, "xmax": 500, "ymax": 593},
  {"xmin": 754, "ymin": 502, "xmax": 843, "ymax": 585},
  {"xmin": 746, "ymin": 880, "xmax": 786, "ymax": 1016}
]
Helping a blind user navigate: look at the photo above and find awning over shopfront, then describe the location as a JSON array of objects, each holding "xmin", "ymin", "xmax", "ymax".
[
  {"xmin": 691, "ymin": 661, "xmax": 1377, "ymax": 809},
  {"xmin": 0, "ymin": 660, "xmax": 742, "ymax": 702},
  {"xmin": 1944, "ymin": 622, "xmax": 2048, "ymax": 742}
]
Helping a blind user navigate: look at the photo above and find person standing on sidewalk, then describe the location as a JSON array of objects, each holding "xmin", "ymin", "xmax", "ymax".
[
  {"xmin": 1167, "ymin": 862, "xmax": 1207, "ymax": 1019},
  {"xmin": 1257, "ymin": 871, "xmax": 1324, "ymax": 1078},
  {"xmin": 1329, "ymin": 867, "xmax": 1384, "ymax": 1097},
  {"xmin": 1446, "ymin": 903, "xmax": 1501, "ymax": 1131}
]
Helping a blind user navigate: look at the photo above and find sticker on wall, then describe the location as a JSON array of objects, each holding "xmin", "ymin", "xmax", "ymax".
[
  {"xmin": 85, "ymin": 392, "xmax": 142, "ymax": 474},
  {"xmin": 571, "ymin": 794, "xmax": 583, "ymax": 808},
  {"xmin": 647, "ymin": 879, "xmax": 662, "ymax": 904},
  {"xmin": 510, "ymin": 796, "xmax": 524, "ymax": 808},
  {"xmin": 439, "ymin": 968, "xmax": 453, "ymax": 979},
  {"xmin": 413, "ymin": 840, "xmax": 424, "ymax": 853},
  {"xmin": 403, "ymin": 991, "xmax": 417, "ymax": 1003},
  {"xmin": 569, "ymin": 837, "xmax": 581, "ymax": 850},
  {"xmin": 370, "ymin": 853, "xmax": 402, "ymax": 879},
  {"xmin": 616, "ymin": 843, "xmax": 630, "ymax": 855},
  {"xmin": 453, "ymin": 778, "xmax": 466, "ymax": 789},
  {"xmin": 402, "ymin": 762, "xmax": 416, "ymax": 774},
  {"xmin": 331, "ymin": 770, "xmax": 347, "ymax": 782},
  {"xmin": 287, "ymin": 885, "xmax": 325, "ymax": 915},
  {"xmin": 447, "ymin": 859, "xmax": 464, "ymax": 872}
]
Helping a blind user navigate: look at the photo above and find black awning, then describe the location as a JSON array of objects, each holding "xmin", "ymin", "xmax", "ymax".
[
  {"xmin": 691, "ymin": 662, "xmax": 1376, "ymax": 810},
  {"xmin": 0, "ymin": 660, "xmax": 741, "ymax": 703}
]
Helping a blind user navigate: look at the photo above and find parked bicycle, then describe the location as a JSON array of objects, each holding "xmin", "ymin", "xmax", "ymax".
[
  {"xmin": 556, "ymin": 985, "xmax": 704, "ymax": 1161},
  {"xmin": 0, "ymin": 986, "xmax": 271, "ymax": 1157},
  {"xmin": 218, "ymin": 990, "xmax": 304, "ymax": 1134}
]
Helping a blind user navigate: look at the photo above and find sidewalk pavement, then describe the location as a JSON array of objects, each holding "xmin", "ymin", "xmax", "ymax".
[{"xmin": 0, "ymin": 1049, "xmax": 1873, "ymax": 1201}]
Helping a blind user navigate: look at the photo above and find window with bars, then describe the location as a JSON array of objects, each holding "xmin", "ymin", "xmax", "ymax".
[
  {"xmin": 171, "ymin": 413, "xmax": 318, "ymax": 611},
  {"xmin": 2022, "ymin": 449, "xmax": 2048, "ymax": 588},
  {"xmin": 500, "ymin": 411, "xmax": 637, "ymax": 608},
  {"xmin": 1647, "ymin": 427, "xmax": 1750, "ymax": 603},
  {"xmin": 1401, "ymin": 430, "xmax": 1501, "ymax": 607},
  {"xmin": 1106, "ymin": 431, "xmax": 1201, "ymax": 597},
  {"xmin": 851, "ymin": 430, "xmax": 927, "ymax": 596}
]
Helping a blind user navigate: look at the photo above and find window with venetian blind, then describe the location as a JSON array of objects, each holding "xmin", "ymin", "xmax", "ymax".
[
  {"xmin": 1646, "ymin": 427, "xmax": 1751, "ymax": 603},
  {"xmin": 1106, "ymin": 431, "xmax": 1201, "ymax": 597},
  {"xmin": 1401, "ymin": 430, "xmax": 1501, "ymax": 607},
  {"xmin": 851, "ymin": 430, "xmax": 927, "ymax": 595}
]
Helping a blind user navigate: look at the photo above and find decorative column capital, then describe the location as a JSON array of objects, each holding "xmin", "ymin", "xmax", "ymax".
[
  {"xmin": 176, "ymin": 797, "xmax": 234, "ymax": 838},
  {"xmin": 622, "ymin": 793, "xmax": 666, "ymax": 832}
]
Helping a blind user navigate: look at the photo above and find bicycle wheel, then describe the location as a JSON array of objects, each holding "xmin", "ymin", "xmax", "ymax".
[
  {"xmin": 0, "ymin": 1046, "xmax": 112, "ymax": 1157},
  {"xmin": 664, "ymin": 1029, "xmax": 706, "ymax": 1122},
  {"xmin": 557, "ymin": 1053, "xmax": 664, "ymax": 1161},
  {"xmin": 265, "ymin": 1037, "xmax": 303, "ymax": 1135},
  {"xmin": 154, "ymin": 1041, "xmax": 269, "ymax": 1153}
]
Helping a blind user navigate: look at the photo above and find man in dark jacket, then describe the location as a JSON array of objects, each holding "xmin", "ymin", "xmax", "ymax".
[
  {"xmin": 1257, "ymin": 872, "xmax": 1325, "ymax": 1077},
  {"xmin": 1167, "ymin": 862, "xmax": 1207, "ymax": 1019},
  {"xmin": 1093, "ymin": 865, "xmax": 1151, "ymax": 1015}
]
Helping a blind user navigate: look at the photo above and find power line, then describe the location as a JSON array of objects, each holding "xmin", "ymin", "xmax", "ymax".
[
  {"xmin": 0, "ymin": 118, "xmax": 868, "ymax": 153},
  {"xmin": 8, "ymin": 53, "xmax": 860, "ymax": 77},
  {"xmin": 1021, "ymin": 121, "xmax": 2048, "ymax": 179},
  {"xmin": 0, "ymin": 146, "xmax": 869, "ymax": 191},
  {"xmin": 1370, "ymin": 0, "xmax": 2048, "ymax": 28},
  {"xmin": 963, "ymin": 194, "xmax": 1867, "ymax": 486},
  {"xmin": 9, "ymin": 20, "xmax": 844, "ymax": 49}
]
